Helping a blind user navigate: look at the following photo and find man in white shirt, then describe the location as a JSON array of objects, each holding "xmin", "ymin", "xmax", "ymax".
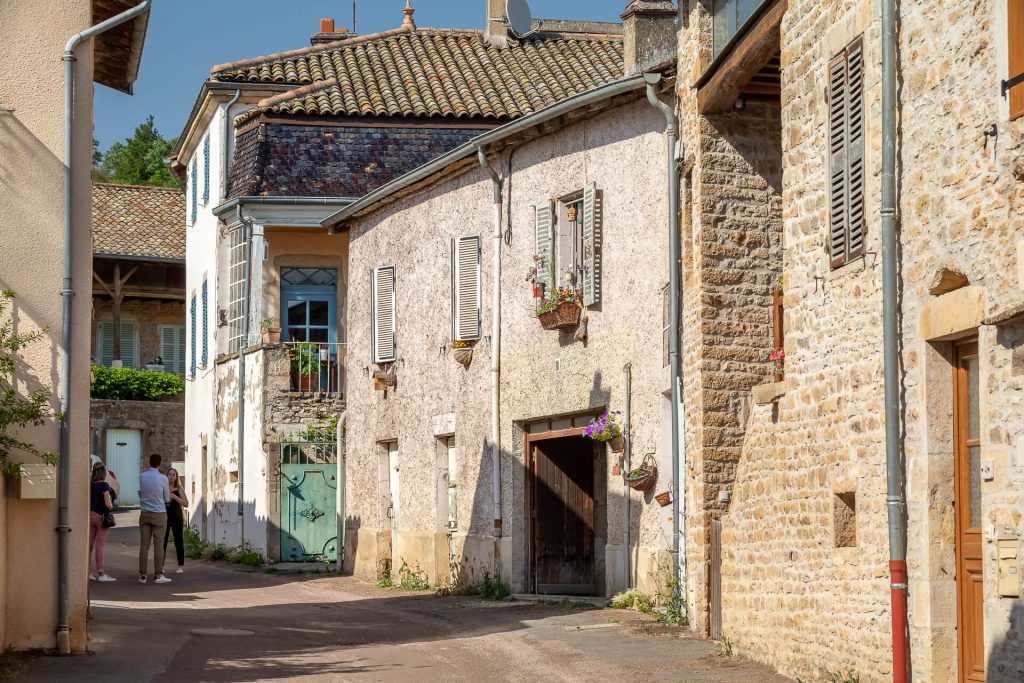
[{"xmin": 138, "ymin": 453, "xmax": 172, "ymax": 584}]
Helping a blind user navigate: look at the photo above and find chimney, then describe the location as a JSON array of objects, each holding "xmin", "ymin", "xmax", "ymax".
[
  {"xmin": 311, "ymin": 18, "xmax": 357, "ymax": 46},
  {"xmin": 621, "ymin": 0, "xmax": 677, "ymax": 75},
  {"xmin": 484, "ymin": 0, "xmax": 509, "ymax": 48}
]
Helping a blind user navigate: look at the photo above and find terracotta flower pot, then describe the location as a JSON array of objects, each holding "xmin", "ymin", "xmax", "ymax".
[
  {"xmin": 655, "ymin": 491, "xmax": 672, "ymax": 507},
  {"xmin": 262, "ymin": 327, "xmax": 281, "ymax": 344},
  {"xmin": 608, "ymin": 435, "xmax": 625, "ymax": 453},
  {"xmin": 291, "ymin": 371, "xmax": 318, "ymax": 392}
]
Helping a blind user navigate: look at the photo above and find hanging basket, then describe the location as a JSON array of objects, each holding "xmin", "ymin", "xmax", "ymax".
[
  {"xmin": 538, "ymin": 302, "xmax": 582, "ymax": 330},
  {"xmin": 608, "ymin": 435, "xmax": 625, "ymax": 453},
  {"xmin": 624, "ymin": 453, "xmax": 658, "ymax": 492},
  {"xmin": 453, "ymin": 348, "xmax": 473, "ymax": 367}
]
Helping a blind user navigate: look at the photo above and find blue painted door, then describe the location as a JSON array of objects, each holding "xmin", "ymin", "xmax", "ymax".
[{"xmin": 280, "ymin": 443, "xmax": 338, "ymax": 562}]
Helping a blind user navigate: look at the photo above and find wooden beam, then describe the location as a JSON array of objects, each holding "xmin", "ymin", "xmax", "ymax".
[
  {"xmin": 92, "ymin": 272, "xmax": 114, "ymax": 298},
  {"xmin": 121, "ymin": 288, "xmax": 186, "ymax": 301},
  {"xmin": 697, "ymin": 0, "xmax": 787, "ymax": 115},
  {"xmin": 112, "ymin": 263, "xmax": 122, "ymax": 363}
]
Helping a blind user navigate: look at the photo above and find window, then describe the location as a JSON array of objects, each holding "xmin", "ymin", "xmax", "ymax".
[
  {"xmin": 201, "ymin": 280, "xmax": 209, "ymax": 367},
  {"xmin": 451, "ymin": 236, "xmax": 481, "ymax": 342},
  {"xmin": 190, "ymin": 294, "xmax": 198, "ymax": 378},
  {"xmin": 159, "ymin": 324, "xmax": 186, "ymax": 374},
  {"xmin": 98, "ymin": 320, "xmax": 138, "ymax": 369},
  {"xmin": 227, "ymin": 227, "xmax": 248, "ymax": 353},
  {"xmin": 772, "ymin": 287, "xmax": 784, "ymax": 380},
  {"xmin": 712, "ymin": 0, "xmax": 765, "ymax": 58},
  {"xmin": 190, "ymin": 159, "xmax": 198, "ymax": 224},
  {"xmin": 1009, "ymin": 0, "xmax": 1024, "ymax": 120},
  {"xmin": 535, "ymin": 182, "xmax": 598, "ymax": 306},
  {"xmin": 371, "ymin": 266, "xmax": 396, "ymax": 364},
  {"xmin": 446, "ymin": 436, "xmax": 458, "ymax": 529},
  {"xmin": 828, "ymin": 37, "xmax": 865, "ymax": 269},
  {"xmin": 202, "ymin": 136, "xmax": 211, "ymax": 205}
]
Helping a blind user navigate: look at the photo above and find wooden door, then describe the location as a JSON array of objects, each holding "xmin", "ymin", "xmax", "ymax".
[
  {"xmin": 954, "ymin": 339, "xmax": 985, "ymax": 683},
  {"xmin": 105, "ymin": 428, "xmax": 141, "ymax": 505},
  {"xmin": 531, "ymin": 437, "xmax": 595, "ymax": 595}
]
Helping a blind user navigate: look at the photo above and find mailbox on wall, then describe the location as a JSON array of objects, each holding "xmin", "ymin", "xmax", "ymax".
[
  {"xmin": 998, "ymin": 538, "xmax": 1020, "ymax": 598},
  {"xmin": 13, "ymin": 464, "xmax": 57, "ymax": 500}
]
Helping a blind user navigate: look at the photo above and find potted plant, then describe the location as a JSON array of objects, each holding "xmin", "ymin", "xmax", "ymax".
[
  {"xmin": 261, "ymin": 318, "xmax": 281, "ymax": 344},
  {"xmin": 769, "ymin": 347, "xmax": 785, "ymax": 380},
  {"xmin": 451, "ymin": 340, "xmax": 473, "ymax": 367},
  {"xmin": 536, "ymin": 286, "xmax": 582, "ymax": 330},
  {"xmin": 624, "ymin": 453, "xmax": 658, "ymax": 492},
  {"xmin": 583, "ymin": 411, "xmax": 625, "ymax": 452},
  {"xmin": 291, "ymin": 342, "xmax": 319, "ymax": 391}
]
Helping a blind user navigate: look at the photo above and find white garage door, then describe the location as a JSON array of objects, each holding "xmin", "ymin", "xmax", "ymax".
[{"xmin": 105, "ymin": 429, "xmax": 142, "ymax": 506}]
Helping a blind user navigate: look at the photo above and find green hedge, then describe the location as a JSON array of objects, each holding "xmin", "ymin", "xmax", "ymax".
[{"xmin": 90, "ymin": 364, "xmax": 185, "ymax": 401}]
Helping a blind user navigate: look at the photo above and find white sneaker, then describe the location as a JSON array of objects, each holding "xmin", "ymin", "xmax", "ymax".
[
  {"xmin": 98, "ymin": 574, "xmax": 117, "ymax": 583},
  {"xmin": 89, "ymin": 574, "xmax": 97, "ymax": 581},
  {"xmin": 138, "ymin": 576, "xmax": 147, "ymax": 584},
  {"xmin": 175, "ymin": 567, "xmax": 184, "ymax": 574},
  {"xmin": 154, "ymin": 575, "xmax": 172, "ymax": 584}
]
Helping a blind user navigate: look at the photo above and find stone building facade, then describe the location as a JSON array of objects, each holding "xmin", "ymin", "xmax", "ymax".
[
  {"xmin": 675, "ymin": 1, "xmax": 1024, "ymax": 681},
  {"xmin": 332, "ymin": 92, "xmax": 677, "ymax": 595}
]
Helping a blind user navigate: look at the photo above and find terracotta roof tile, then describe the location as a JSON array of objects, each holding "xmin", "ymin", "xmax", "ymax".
[
  {"xmin": 92, "ymin": 183, "xmax": 185, "ymax": 261},
  {"xmin": 212, "ymin": 27, "xmax": 624, "ymax": 124}
]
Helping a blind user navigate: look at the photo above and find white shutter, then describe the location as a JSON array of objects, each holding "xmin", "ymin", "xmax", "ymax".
[
  {"xmin": 534, "ymin": 201, "xmax": 554, "ymax": 290},
  {"xmin": 452, "ymin": 236, "xmax": 481, "ymax": 341},
  {"xmin": 582, "ymin": 182, "xmax": 598, "ymax": 306},
  {"xmin": 372, "ymin": 266, "xmax": 397, "ymax": 363}
]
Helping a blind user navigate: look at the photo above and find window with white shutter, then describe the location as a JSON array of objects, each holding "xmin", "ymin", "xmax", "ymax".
[
  {"xmin": 828, "ymin": 37, "xmax": 865, "ymax": 269},
  {"xmin": 371, "ymin": 266, "xmax": 397, "ymax": 364},
  {"xmin": 160, "ymin": 324, "xmax": 186, "ymax": 374},
  {"xmin": 451, "ymin": 236, "xmax": 482, "ymax": 342},
  {"xmin": 534, "ymin": 201, "xmax": 554, "ymax": 292},
  {"xmin": 98, "ymin": 320, "xmax": 138, "ymax": 369}
]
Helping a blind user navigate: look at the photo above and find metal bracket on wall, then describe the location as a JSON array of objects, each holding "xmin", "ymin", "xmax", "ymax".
[{"xmin": 1002, "ymin": 72, "xmax": 1024, "ymax": 97}]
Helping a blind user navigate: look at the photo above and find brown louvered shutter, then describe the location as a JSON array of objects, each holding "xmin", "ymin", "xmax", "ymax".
[
  {"xmin": 1011, "ymin": 0, "xmax": 1024, "ymax": 120},
  {"xmin": 828, "ymin": 38, "xmax": 865, "ymax": 269}
]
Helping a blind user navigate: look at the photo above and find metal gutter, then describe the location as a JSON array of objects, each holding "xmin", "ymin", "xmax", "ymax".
[
  {"xmin": 61, "ymin": 0, "xmax": 152, "ymax": 654},
  {"xmin": 221, "ymin": 90, "xmax": 242, "ymax": 199},
  {"xmin": 880, "ymin": 0, "xmax": 908, "ymax": 680},
  {"xmin": 321, "ymin": 74, "xmax": 650, "ymax": 228},
  {"xmin": 644, "ymin": 71, "xmax": 685, "ymax": 610},
  {"xmin": 623, "ymin": 362, "xmax": 632, "ymax": 589},
  {"xmin": 214, "ymin": 196, "xmax": 357, "ymax": 219}
]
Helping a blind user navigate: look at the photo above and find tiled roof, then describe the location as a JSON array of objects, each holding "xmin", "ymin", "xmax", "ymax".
[
  {"xmin": 212, "ymin": 27, "xmax": 624, "ymax": 123},
  {"xmin": 229, "ymin": 122, "xmax": 484, "ymax": 199},
  {"xmin": 92, "ymin": 183, "xmax": 185, "ymax": 260}
]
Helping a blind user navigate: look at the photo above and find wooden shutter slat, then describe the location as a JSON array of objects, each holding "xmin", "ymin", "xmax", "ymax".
[
  {"xmin": 454, "ymin": 236, "xmax": 481, "ymax": 341},
  {"xmin": 190, "ymin": 161, "xmax": 198, "ymax": 224},
  {"xmin": 190, "ymin": 295, "xmax": 197, "ymax": 377},
  {"xmin": 828, "ymin": 52, "xmax": 848, "ymax": 268},
  {"xmin": 372, "ymin": 267, "xmax": 396, "ymax": 363},
  {"xmin": 846, "ymin": 41, "xmax": 866, "ymax": 259},
  {"xmin": 121, "ymin": 321, "xmax": 137, "ymax": 369},
  {"xmin": 582, "ymin": 183, "xmax": 598, "ymax": 306},
  {"xmin": 828, "ymin": 38, "xmax": 865, "ymax": 268},
  {"xmin": 201, "ymin": 280, "xmax": 209, "ymax": 367},
  {"xmin": 535, "ymin": 201, "xmax": 554, "ymax": 290},
  {"xmin": 202, "ymin": 137, "xmax": 211, "ymax": 204},
  {"xmin": 1010, "ymin": 0, "xmax": 1024, "ymax": 119},
  {"xmin": 99, "ymin": 321, "xmax": 114, "ymax": 367}
]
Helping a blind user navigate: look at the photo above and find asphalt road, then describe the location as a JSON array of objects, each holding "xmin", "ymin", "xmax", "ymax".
[{"xmin": 17, "ymin": 509, "xmax": 791, "ymax": 682}]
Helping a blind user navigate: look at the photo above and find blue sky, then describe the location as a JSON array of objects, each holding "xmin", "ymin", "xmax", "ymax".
[{"xmin": 94, "ymin": 0, "xmax": 628, "ymax": 151}]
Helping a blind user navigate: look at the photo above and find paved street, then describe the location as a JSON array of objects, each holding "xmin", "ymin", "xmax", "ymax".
[{"xmin": 18, "ymin": 511, "xmax": 790, "ymax": 683}]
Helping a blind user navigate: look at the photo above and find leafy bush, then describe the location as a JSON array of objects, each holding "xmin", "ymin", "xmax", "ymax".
[
  {"xmin": 608, "ymin": 589, "xmax": 654, "ymax": 613},
  {"xmin": 226, "ymin": 543, "xmax": 265, "ymax": 567},
  {"xmin": 397, "ymin": 561, "xmax": 430, "ymax": 591},
  {"xmin": 461, "ymin": 571, "xmax": 510, "ymax": 600},
  {"xmin": 90, "ymin": 364, "xmax": 184, "ymax": 401},
  {"xmin": 184, "ymin": 525, "xmax": 204, "ymax": 559}
]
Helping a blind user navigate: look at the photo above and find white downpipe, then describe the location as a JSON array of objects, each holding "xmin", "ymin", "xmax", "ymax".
[{"xmin": 478, "ymin": 147, "xmax": 503, "ymax": 535}]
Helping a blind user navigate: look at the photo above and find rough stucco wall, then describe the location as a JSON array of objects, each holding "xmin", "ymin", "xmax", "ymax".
[
  {"xmin": 0, "ymin": 0, "xmax": 94, "ymax": 652},
  {"xmin": 345, "ymin": 99, "xmax": 674, "ymax": 594},
  {"xmin": 92, "ymin": 300, "xmax": 186, "ymax": 369}
]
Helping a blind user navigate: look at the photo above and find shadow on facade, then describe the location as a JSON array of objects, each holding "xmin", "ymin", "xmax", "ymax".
[{"xmin": 987, "ymin": 602, "xmax": 1024, "ymax": 683}]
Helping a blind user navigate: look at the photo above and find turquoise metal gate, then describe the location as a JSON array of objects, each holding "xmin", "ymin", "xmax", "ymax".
[{"xmin": 280, "ymin": 441, "xmax": 338, "ymax": 562}]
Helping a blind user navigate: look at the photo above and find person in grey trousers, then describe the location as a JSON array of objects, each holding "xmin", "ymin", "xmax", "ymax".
[{"xmin": 138, "ymin": 453, "xmax": 172, "ymax": 584}]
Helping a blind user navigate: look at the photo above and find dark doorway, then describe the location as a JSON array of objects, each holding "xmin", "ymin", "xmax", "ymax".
[{"xmin": 530, "ymin": 435, "xmax": 598, "ymax": 595}]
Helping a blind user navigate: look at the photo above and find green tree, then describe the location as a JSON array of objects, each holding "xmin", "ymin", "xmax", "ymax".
[
  {"xmin": 0, "ymin": 290, "xmax": 58, "ymax": 474},
  {"xmin": 93, "ymin": 115, "xmax": 177, "ymax": 187}
]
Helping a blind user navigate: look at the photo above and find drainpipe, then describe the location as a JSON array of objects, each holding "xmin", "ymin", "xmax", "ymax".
[
  {"xmin": 477, "ymin": 147, "xmax": 503, "ymax": 539},
  {"xmin": 645, "ymin": 72, "xmax": 684, "ymax": 600},
  {"xmin": 623, "ymin": 363, "xmax": 632, "ymax": 589},
  {"xmin": 880, "ymin": 1, "xmax": 908, "ymax": 681},
  {"xmin": 60, "ymin": 0, "xmax": 152, "ymax": 654},
  {"xmin": 221, "ymin": 89, "xmax": 242, "ymax": 200}
]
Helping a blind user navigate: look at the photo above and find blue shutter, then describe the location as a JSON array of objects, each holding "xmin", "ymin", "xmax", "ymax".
[
  {"xmin": 190, "ymin": 295, "xmax": 197, "ymax": 378},
  {"xmin": 202, "ymin": 137, "xmax": 211, "ymax": 205},
  {"xmin": 201, "ymin": 280, "xmax": 209, "ymax": 367},
  {"xmin": 191, "ymin": 160, "xmax": 198, "ymax": 223}
]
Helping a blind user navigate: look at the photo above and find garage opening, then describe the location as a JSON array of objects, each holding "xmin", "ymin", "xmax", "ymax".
[{"xmin": 528, "ymin": 422, "xmax": 607, "ymax": 596}]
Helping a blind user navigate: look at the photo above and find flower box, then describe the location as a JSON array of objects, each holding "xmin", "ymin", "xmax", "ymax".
[{"xmin": 538, "ymin": 302, "xmax": 581, "ymax": 330}]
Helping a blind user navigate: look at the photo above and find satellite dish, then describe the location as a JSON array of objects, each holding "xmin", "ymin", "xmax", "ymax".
[{"xmin": 506, "ymin": 0, "xmax": 533, "ymax": 38}]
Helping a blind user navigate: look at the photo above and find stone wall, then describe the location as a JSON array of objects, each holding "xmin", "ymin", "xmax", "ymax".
[{"xmin": 90, "ymin": 399, "xmax": 185, "ymax": 469}]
